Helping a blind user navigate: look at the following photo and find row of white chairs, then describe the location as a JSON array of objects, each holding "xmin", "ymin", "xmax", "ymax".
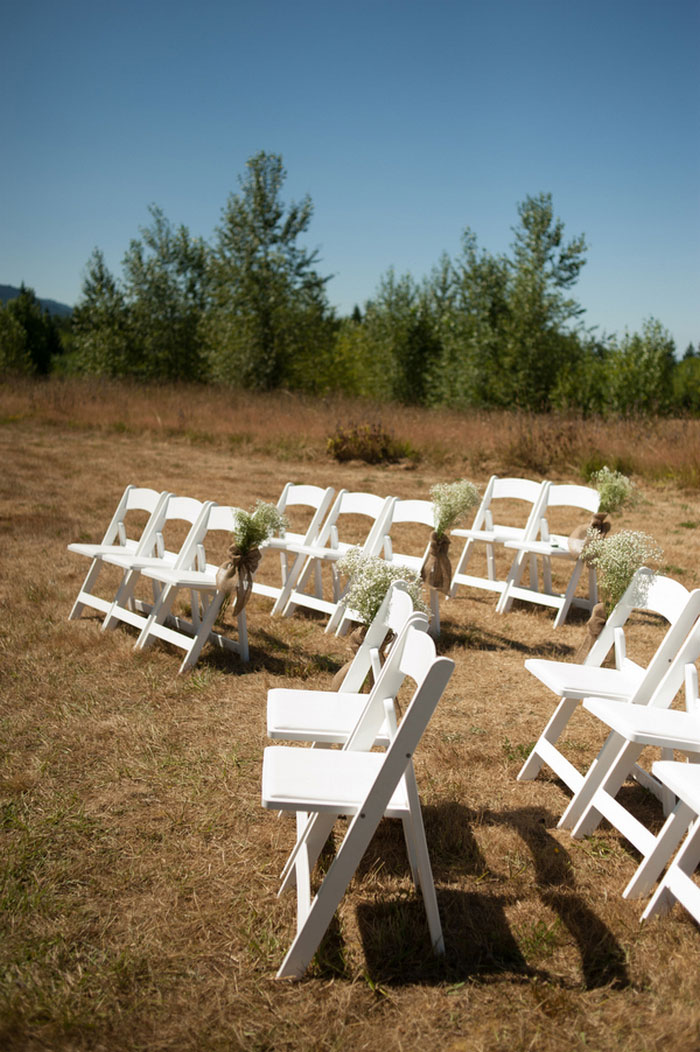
[
  {"xmin": 519, "ymin": 565, "xmax": 700, "ymax": 928},
  {"xmin": 68, "ymin": 474, "xmax": 605, "ymax": 672}
]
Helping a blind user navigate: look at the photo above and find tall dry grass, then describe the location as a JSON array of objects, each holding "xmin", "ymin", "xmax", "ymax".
[
  {"xmin": 2, "ymin": 375, "xmax": 700, "ymax": 485},
  {"xmin": 1, "ymin": 403, "xmax": 700, "ymax": 1051}
]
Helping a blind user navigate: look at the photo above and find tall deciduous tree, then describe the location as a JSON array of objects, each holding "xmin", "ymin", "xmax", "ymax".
[
  {"xmin": 122, "ymin": 205, "xmax": 210, "ymax": 381},
  {"xmin": 502, "ymin": 192, "xmax": 588, "ymax": 410},
  {"xmin": 205, "ymin": 152, "xmax": 333, "ymax": 390}
]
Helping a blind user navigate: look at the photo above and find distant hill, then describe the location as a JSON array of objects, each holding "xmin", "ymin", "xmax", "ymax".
[{"xmin": 0, "ymin": 284, "xmax": 73, "ymax": 318}]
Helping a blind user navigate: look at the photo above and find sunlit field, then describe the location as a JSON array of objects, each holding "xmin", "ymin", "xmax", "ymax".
[{"xmin": 2, "ymin": 378, "xmax": 700, "ymax": 1051}]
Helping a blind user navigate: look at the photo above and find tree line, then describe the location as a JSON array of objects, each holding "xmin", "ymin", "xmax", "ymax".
[{"xmin": 2, "ymin": 151, "xmax": 699, "ymax": 415}]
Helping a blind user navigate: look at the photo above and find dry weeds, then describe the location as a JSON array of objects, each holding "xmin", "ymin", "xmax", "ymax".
[{"xmin": 2, "ymin": 385, "xmax": 700, "ymax": 1051}]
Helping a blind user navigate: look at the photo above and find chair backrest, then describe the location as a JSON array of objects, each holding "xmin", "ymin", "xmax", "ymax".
[
  {"xmin": 346, "ymin": 626, "xmax": 454, "ymax": 798},
  {"xmin": 275, "ymin": 483, "xmax": 335, "ymax": 544},
  {"xmin": 346, "ymin": 622, "xmax": 446, "ymax": 752},
  {"xmin": 316, "ymin": 490, "xmax": 396, "ymax": 553},
  {"xmin": 340, "ymin": 581, "xmax": 429, "ymax": 693},
  {"xmin": 466, "ymin": 476, "xmax": 548, "ymax": 533},
  {"xmin": 191, "ymin": 504, "xmax": 245, "ymax": 572},
  {"xmin": 383, "ymin": 498, "xmax": 435, "ymax": 569},
  {"xmin": 642, "ymin": 597, "xmax": 700, "ymax": 709},
  {"xmin": 544, "ymin": 483, "xmax": 600, "ymax": 514},
  {"xmin": 144, "ymin": 495, "xmax": 216, "ymax": 568},
  {"xmin": 585, "ymin": 570, "xmax": 693, "ymax": 669},
  {"xmin": 100, "ymin": 485, "xmax": 169, "ymax": 548}
]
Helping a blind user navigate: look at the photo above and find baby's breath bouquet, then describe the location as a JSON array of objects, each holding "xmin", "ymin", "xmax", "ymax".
[
  {"xmin": 590, "ymin": 466, "xmax": 637, "ymax": 517},
  {"xmin": 424, "ymin": 479, "xmax": 480, "ymax": 594},
  {"xmin": 431, "ymin": 479, "xmax": 480, "ymax": 536},
  {"xmin": 232, "ymin": 500, "xmax": 288, "ymax": 554},
  {"xmin": 582, "ymin": 529, "xmax": 663, "ymax": 614},
  {"xmin": 216, "ymin": 501, "xmax": 288, "ymax": 616},
  {"xmin": 338, "ymin": 548, "xmax": 427, "ymax": 627}
]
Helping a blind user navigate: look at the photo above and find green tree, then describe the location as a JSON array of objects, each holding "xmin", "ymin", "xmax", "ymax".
[
  {"xmin": 122, "ymin": 205, "xmax": 210, "ymax": 381},
  {"xmin": 604, "ymin": 317, "xmax": 676, "ymax": 415},
  {"xmin": 0, "ymin": 303, "xmax": 33, "ymax": 375},
  {"xmin": 501, "ymin": 193, "xmax": 588, "ymax": 410},
  {"xmin": 4, "ymin": 284, "xmax": 61, "ymax": 374},
  {"xmin": 72, "ymin": 250, "xmax": 134, "ymax": 376},
  {"xmin": 205, "ymin": 151, "xmax": 333, "ymax": 391},
  {"xmin": 425, "ymin": 233, "xmax": 509, "ymax": 407}
]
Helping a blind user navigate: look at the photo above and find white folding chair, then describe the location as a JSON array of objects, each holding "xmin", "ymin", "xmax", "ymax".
[
  {"xmin": 262, "ymin": 623, "xmax": 454, "ymax": 979},
  {"xmin": 449, "ymin": 476, "xmax": 549, "ymax": 602},
  {"xmin": 559, "ymin": 614, "xmax": 700, "ymax": 839},
  {"xmin": 267, "ymin": 581, "xmax": 429, "ymax": 745},
  {"xmin": 134, "ymin": 504, "xmax": 253, "ymax": 670},
  {"xmin": 67, "ymin": 485, "xmax": 171, "ymax": 621},
  {"xmin": 637, "ymin": 751, "xmax": 700, "ymax": 924},
  {"xmin": 573, "ymin": 667, "xmax": 700, "ymax": 911},
  {"xmin": 99, "ymin": 496, "xmax": 214, "ymax": 635},
  {"xmin": 497, "ymin": 483, "xmax": 601, "ymax": 626},
  {"xmin": 282, "ymin": 490, "xmax": 396, "ymax": 631},
  {"xmin": 252, "ymin": 483, "xmax": 335, "ymax": 615},
  {"xmin": 518, "ymin": 572, "xmax": 698, "ymax": 797}
]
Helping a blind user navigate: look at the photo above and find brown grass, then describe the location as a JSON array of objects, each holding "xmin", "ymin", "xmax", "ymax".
[
  {"xmin": 2, "ymin": 376, "xmax": 700, "ymax": 485},
  {"xmin": 2, "ymin": 381, "xmax": 700, "ymax": 1051}
]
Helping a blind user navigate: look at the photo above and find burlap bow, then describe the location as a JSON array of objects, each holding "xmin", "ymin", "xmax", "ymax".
[
  {"xmin": 215, "ymin": 544, "xmax": 262, "ymax": 617},
  {"xmin": 331, "ymin": 624, "xmax": 368, "ymax": 692},
  {"xmin": 422, "ymin": 531, "xmax": 451, "ymax": 594},
  {"xmin": 574, "ymin": 601, "xmax": 608, "ymax": 662},
  {"xmin": 567, "ymin": 512, "xmax": 610, "ymax": 556}
]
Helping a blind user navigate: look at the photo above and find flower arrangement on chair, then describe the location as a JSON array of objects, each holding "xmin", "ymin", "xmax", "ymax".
[
  {"xmin": 333, "ymin": 548, "xmax": 428, "ymax": 689},
  {"xmin": 569, "ymin": 466, "xmax": 637, "ymax": 555},
  {"xmin": 576, "ymin": 528, "xmax": 664, "ymax": 658},
  {"xmin": 216, "ymin": 501, "xmax": 288, "ymax": 616},
  {"xmin": 424, "ymin": 479, "xmax": 480, "ymax": 594},
  {"xmin": 338, "ymin": 548, "xmax": 427, "ymax": 627}
]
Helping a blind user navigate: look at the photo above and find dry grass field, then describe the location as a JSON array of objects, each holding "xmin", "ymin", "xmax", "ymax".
[{"xmin": 2, "ymin": 379, "xmax": 700, "ymax": 1051}]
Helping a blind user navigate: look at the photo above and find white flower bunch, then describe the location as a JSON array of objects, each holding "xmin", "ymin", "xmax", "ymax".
[
  {"xmin": 430, "ymin": 479, "xmax": 480, "ymax": 536},
  {"xmin": 591, "ymin": 466, "xmax": 636, "ymax": 516},
  {"xmin": 582, "ymin": 529, "xmax": 663, "ymax": 612},
  {"xmin": 337, "ymin": 548, "xmax": 428, "ymax": 626},
  {"xmin": 233, "ymin": 501, "xmax": 288, "ymax": 554}
]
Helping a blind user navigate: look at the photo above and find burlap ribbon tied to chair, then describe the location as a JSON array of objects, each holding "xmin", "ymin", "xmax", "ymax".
[
  {"xmin": 567, "ymin": 512, "xmax": 610, "ymax": 557},
  {"xmin": 422, "ymin": 531, "xmax": 451, "ymax": 595},
  {"xmin": 574, "ymin": 601, "xmax": 608, "ymax": 661},
  {"xmin": 215, "ymin": 545, "xmax": 262, "ymax": 617},
  {"xmin": 331, "ymin": 624, "xmax": 368, "ymax": 692},
  {"xmin": 569, "ymin": 513, "xmax": 611, "ymax": 659}
]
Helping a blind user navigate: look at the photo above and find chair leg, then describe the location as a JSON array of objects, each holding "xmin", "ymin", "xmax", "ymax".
[
  {"xmin": 553, "ymin": 559, "xmax": 584, "ymax": 629},
  {"xmin": 517, "ymin": 696, "xmax": 580, "ymax": 783},
  {"xmin": 562, "ymin": 736, "xmax": 640, "ymax": 834},
  {"xmin": 641, "ymin": 819, "xmax": 700, "ymax": 923},
  {"xmin": 623, "ymin": 801, "xmax": 695, "ymax": 900}
]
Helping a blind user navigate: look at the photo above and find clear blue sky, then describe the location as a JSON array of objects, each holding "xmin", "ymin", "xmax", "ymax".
[{"xmin": 3, "ymin": 0, "xmax": 699, "ymax": 351}]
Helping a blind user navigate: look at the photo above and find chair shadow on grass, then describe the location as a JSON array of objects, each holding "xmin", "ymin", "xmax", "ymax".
[
  {"xmin": 437, "ymin": 620, "xmax": 574, "ymax": 659},
  {"xmin": 324, "ymin": 802, "xmax": 630, "ymax": 990}
]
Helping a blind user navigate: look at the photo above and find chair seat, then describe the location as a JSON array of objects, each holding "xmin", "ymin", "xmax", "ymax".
[
  {"xmin": 451, "ymin": 525, "xmax": 526, "ymax": 544},
  {"xmin": 504, "ymin": 536, "xmax": 575, "ymax": 558},
  {"xmin": 525, "ymin": 658, "xmax": 646, "ymax": 700},
  {"xmin": 67, "ymin": 540, "xmax": 140, "ymax": 559},
  {"xmin": 262, "ymin": 745, "xmax": 408, "ymax": 815},
  {"xmin": 264, "ymin": 531, "xmax": 306, "ymax": 550},
  {"xmin": 267, "ymin": 689, "xmax": 391, "ymax": 744},
  {"xmin": 651, "ymin": 761, "xmax": 700, "ymax": 810},
  {"xmin": 101, "ymin": 551, "xmax": 179, "ymax": 570},
  {"xmin": 282, "ymin": 541, "xmax": 349, "ymax": 562},
  {"xmin": 142, "ymin": 565, "xmax": 218, "ymax": 590},
  {"xmin": 584, "ymin": 698, "xmax": 700, "ymax": 750}
]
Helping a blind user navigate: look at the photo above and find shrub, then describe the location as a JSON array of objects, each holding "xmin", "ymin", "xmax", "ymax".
[{"xmin": 326, "ymin": 422, "xmax": 415, "ymax": 464}]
